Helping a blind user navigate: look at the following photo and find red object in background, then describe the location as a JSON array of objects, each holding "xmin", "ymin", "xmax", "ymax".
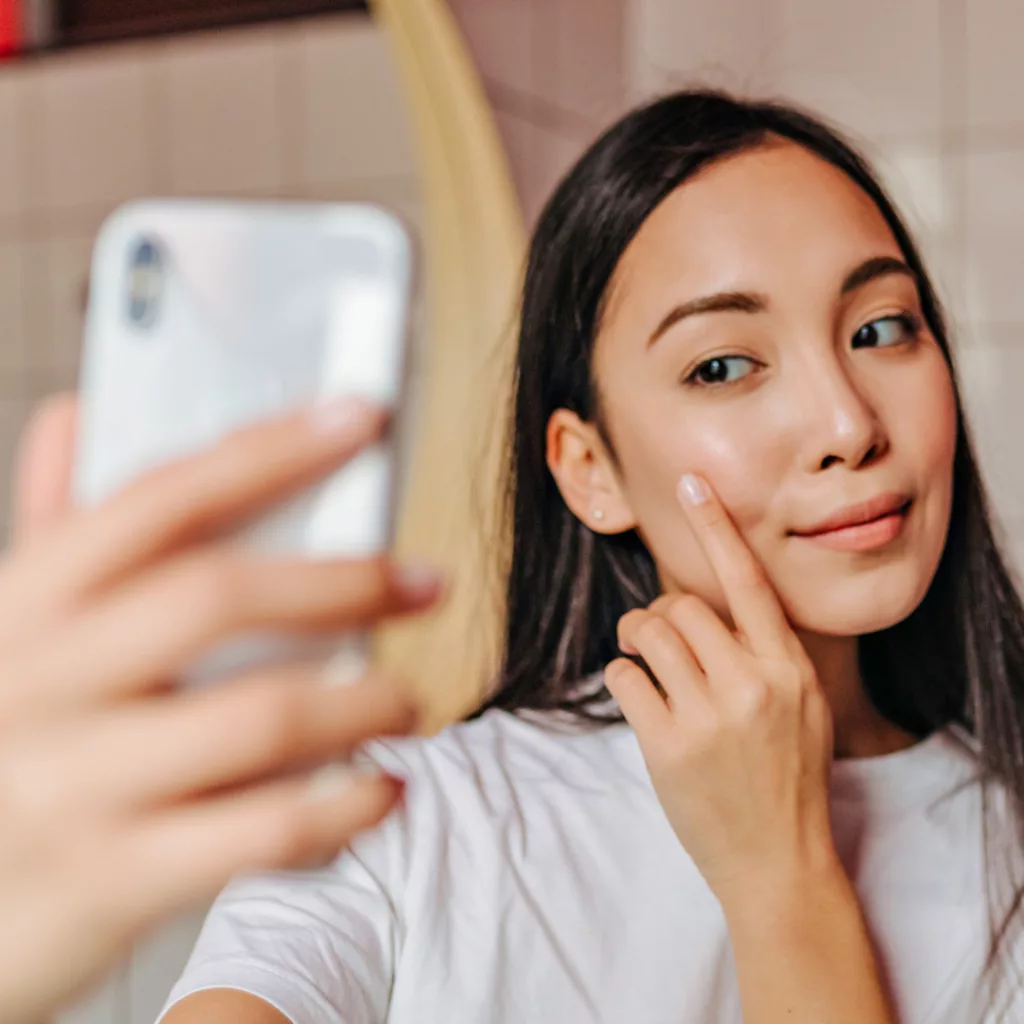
[{"xmin": 0, "ymin": 0, "xmax": 21, "ymax": 55}]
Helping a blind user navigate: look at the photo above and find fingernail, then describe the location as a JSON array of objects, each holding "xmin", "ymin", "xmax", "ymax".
[
  {"xmin": 678, "ymin": 473, "xmax": 710, "ymax": 506},
  {"xmin": 307, "ymin": 395, "xmax": 384, "ymax": 436},
  {"xmin": 304, "ymin": 761, "xmax": 382, "ymax": 803},
  {"xmin": 395, "ymin": 561, "xmax": 445, "ymax": 600}
]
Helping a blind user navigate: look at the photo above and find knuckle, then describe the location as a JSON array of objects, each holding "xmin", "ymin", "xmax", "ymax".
[
  {"xmin": 729, "ymin": 680, "xmax": 771, "ymax": 721},
  {"xmin": 635, "ymin": 614, "xmax": 670, "ymax": 647},
  {"xmin": 665, "ymin": 594, "xmax": 706, "ymax": 631},
  {"xmin": 672, "ymin": 593, "xmax": 706, "ymax": 619},
  {"xmin": 766, "ymin": 659, "xmax": 804, "ymax": 693}
]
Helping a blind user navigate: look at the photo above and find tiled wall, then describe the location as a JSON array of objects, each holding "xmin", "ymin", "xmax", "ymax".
[
  {"xmin": 0, "ymin": 11, "xmax": 420, "ymax": 540},
  {"xmin": 631, "ymin": 0, "xmax": 1024, "ymax": 569},
  {"xmin": 447, "ymin": 0, "xmax": 631, "ymax": 227},
  {"xmin": 0, "ymin": 13, "xmax": 420, "ymax": 1022}
]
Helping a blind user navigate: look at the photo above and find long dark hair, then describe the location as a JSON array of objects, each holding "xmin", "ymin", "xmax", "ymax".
[{"xmin": 478, "ymin": 90, "xmax": 1024, "ymax": 1011}]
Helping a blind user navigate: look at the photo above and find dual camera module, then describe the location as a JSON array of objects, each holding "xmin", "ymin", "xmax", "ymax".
[{"xmin": 125, "ymin": 236, "xmax": 164, "ymax": 328}]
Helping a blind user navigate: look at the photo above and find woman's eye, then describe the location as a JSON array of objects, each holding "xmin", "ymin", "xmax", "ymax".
[
  {"xmin": 852, "ymin": 314, "xmax": 919, "ymax": 350},
  {"xmin": 686, "ymin": 355, "xmax": 756, "ymax": 387}
]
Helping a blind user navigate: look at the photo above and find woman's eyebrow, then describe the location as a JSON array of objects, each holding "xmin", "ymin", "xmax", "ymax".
[
  {"xmin": 646, "ymin": 257, "xmax": 917, "ymax": 349},
  {"xmin": 647, "ymin": 291, "xmax": 767, "ymax": 348},
  {"xmin": 840, "ymin": 255, "xmax": 916, "ymax": 296}
]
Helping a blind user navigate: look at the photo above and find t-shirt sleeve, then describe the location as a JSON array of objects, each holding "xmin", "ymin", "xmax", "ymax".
[{"xmin": 156, "ymin": 747, "xmax": 411, "ymax": 1024}]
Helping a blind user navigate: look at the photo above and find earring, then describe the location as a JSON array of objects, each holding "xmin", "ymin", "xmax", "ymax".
[{"xmin": 593, "ymin": 508, "xmax": 605, "ymax": 522}]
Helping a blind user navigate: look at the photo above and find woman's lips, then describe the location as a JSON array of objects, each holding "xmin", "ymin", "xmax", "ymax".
[{"xmin": 795, "ymin": 500, "xmax": 912, "ymax": 553}]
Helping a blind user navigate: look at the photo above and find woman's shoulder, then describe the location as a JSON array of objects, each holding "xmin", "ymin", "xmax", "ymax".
[{"xmin": 359, "ymin": 706, "xmax": 641, "ymax": 806}]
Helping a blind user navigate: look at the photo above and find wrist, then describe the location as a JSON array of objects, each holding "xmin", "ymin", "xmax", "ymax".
[
  {"xmin": 715, "ymin": 843, "xmax": 852, "ymax": 929},
  {"xmin": 719, "ymin": 856, "xmax": 895, "ymax": 1024}
]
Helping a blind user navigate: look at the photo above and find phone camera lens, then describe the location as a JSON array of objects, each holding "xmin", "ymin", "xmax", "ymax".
[{"xmin": 126, "ymin": 235, "xmax": 164, "ymax": 328}]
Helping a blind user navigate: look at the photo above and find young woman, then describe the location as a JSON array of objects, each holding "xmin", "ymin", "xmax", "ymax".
[{"xmin": 160, "ymin": 91, "xmax": 1024, "ymax": 1023}]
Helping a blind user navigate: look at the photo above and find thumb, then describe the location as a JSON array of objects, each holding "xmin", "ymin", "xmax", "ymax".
[{"xmin": 11, "ymin": 393, "xmax": 78, "ymax": 545}]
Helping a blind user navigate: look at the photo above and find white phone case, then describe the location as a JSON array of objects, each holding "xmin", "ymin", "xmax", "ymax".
[{"xmin": 74, "ymin": 199, "xmax": 416, "ymax": 684}]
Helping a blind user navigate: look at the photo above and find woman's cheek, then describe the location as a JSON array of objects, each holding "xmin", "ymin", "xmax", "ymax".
[
  {"xmin": 686, "ymin": 426, "xmax": 779, "ymax": 525},
  {"xmin": 622, "ymin": 423, "xmax": 775, "ymax": 607}
]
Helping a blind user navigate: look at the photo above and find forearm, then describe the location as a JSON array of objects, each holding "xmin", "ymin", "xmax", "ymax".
[{"xmin": 720, "ymin": 861, "xmax": 896, "ymax": 1024}]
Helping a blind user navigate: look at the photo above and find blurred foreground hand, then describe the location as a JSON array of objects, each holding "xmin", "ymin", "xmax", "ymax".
[{"xmin": 0, "ymin": 394, "xmax": 440, "ymax": 1023}]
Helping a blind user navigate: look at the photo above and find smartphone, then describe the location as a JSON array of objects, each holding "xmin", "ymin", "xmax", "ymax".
[{"xmin": 73, "ymin": 199, "xmax": 416, "ymax": 684}]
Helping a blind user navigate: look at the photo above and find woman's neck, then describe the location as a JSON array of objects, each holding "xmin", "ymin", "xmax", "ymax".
[{"xmin": 797, "ymin": 631, "xmax": 920, "ymax": 759}]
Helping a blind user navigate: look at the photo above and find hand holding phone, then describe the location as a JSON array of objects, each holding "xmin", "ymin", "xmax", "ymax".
[
  {"xmin": 0, "ymin": 394, "xmax": 439, "ymax": 1024},
  {"xmin": 74, "ymin": 200, "xmax": 417, "ymax": 682}
]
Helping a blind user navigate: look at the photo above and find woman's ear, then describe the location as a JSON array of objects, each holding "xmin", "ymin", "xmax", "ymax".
[{"xmin": 546, "ymin": 409, "xmax": 636, "ymax": 534}]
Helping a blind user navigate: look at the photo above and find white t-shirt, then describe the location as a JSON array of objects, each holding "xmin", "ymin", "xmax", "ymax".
[{"xmin": 159, "ymin": 710, "xmax": 1023, "ymax": 1024}]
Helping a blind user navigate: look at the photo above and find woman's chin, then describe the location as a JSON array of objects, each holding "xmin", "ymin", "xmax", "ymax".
[{"xmin": 782, "ymin": 573, "xmax": 930, "ymax": 638}]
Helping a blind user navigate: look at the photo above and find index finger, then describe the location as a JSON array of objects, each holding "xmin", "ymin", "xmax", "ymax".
[{"xmin": 676, "ymin": 472, "xmax": 792, "ymax": 657}]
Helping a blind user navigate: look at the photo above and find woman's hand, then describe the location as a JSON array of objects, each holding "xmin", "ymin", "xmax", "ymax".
[
  {"xmin": 0, "ymin": 394, "xmax": 439, "ymax": 1024},
  {"xmin": 606, "ymin": 475, "xmax": 897, "ymax": 1023},
  {"xmin": 605, "ymin": 472, "xmax": 837, "ymax": 907}
]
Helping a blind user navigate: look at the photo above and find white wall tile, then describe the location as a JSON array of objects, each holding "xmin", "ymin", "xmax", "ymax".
[
  {"xmin": 0, "ymin": 397, "xmax": 29, "ymax": 539},
  {"xmin": 302, "ymin": 175, "xmax": 423, "ymax": 234},
  {"xmin": 0, "ymin": 67, "xmax": 27, "ymax": 226},
  {"xmin": 297, "ymin": 16, "xmax": 416, "ymax": 189},
  {"xmin": 956, "ymin": 330, "xmax": 1024, "ymax": 521},
  {"xmin": 492, "ymin": 109, "xmax": 583, "ymax": 226},
  {"xmin": 766, "ymin": 0, "xmax": 944, "ymax": 143},
  {"xmin": 966, "ymin": 0, "xmax": 1024, "ymax": 131},
  {"xmin": 536, "ymin": 0, "xmax": 628, "ymax": 126},
  {"xmin": 446, "ymin": 0, "xmax": 536, "ymax": 97},
  {"xmin": 964, "ymin": 148, "xmax": 1024, "ymax": 323},
  {"xmin": 27, "ymin": 45, "xmax": 154, "ymax": 215},
  {"xmin": 46, "ymin": 230, "xmax": 95, "ymax": 385},
  {"xmin": 865, "ymin": 141, "xmax": 966, "ymax": 323},
  {"xmin": 999, "ymin": 515, "xmax": 1024, "ymax": 584},
  {"xmin": 21, "ymin": 228, "xmax": 95, "ymax": 391},
  {"xmin": 630, "ymin": 0, "xmax": 767, "ymax": 100},
  {"xmin": 0, "ymin": 239, "xmax": 29, "ymax": 383},
  {"xmin": 160, "ymin": 25, "xmax": 285, "ymax": 196},
  {"xmin": 868, "ymin": 143, "xmax": 953, "ymax": 240},
  {"xmin": 128, "ymin": 907, "xmax": 207, "ymax": 1024}
]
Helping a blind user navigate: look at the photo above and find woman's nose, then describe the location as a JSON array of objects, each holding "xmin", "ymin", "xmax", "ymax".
[{"xmin": 795, "ymin": 360, "xmax": 889, "ymax": 473}]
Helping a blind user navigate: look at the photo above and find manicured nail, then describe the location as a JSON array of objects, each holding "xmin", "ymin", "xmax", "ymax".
[
  {"xmin": 307, "ymin": 395, "xmax": 384, "ymax": 436},
  {"xmin": 395, "ymin": 561, "xmax": 445, "ymax": 600},
  {"xmin": 679, "ymin": 473, "xmax": 710, "ymax": 506}
]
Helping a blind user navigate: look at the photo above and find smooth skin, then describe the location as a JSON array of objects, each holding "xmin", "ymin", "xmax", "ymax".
[{"xmin": 0, "ymin": 394, "xmax": 439, "ymax": 1024}]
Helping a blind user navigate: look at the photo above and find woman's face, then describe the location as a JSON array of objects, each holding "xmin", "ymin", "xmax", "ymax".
[{"xmin": 588, "ymin": 141, "xmax": 957, "ymax": 635}]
